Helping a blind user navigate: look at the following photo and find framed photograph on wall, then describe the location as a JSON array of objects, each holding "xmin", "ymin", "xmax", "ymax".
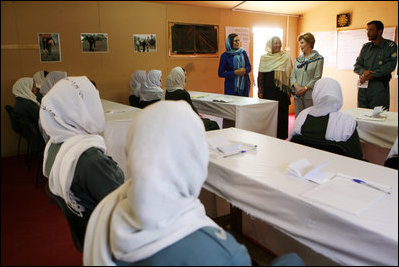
[
  {"xmin": 81, "ymin": 33, "xmax": 109, "ymax": 53},
  {"xmin": 133, "ymin": 34, "xmax": 157, "ymax": 53},
  {"xmin": 38, "ymin": 33, "xmax": 61, "ymax": 62}
]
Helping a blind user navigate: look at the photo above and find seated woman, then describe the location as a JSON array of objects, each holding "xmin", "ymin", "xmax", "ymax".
[
  {"xmin": 12, "ymin": 77, "xmax": 40, "ymax": 125},
  {"xmin": 129, "ymin": 70, "xmax": 146, "ymax": 108},
  {"xmin": 289, "ymin": 77, "xmax": 363, "ymax": 160},
  {"xmin": 83, "ymin": 101, "xmax": 251, "ymax": 265},
  {"xmin": 163, "ymin": 66, "xmax": 219, "ymax": 131},
  {"xmin": 139, "ymin": 70, "xmax": 163, "ymax": 108},
  {"xmin": 40, "ymin": 71, "xmax": 67, "ymax": 96},
  {"xmin": 40, "ymin": 76, "xmax": 124, "ymax": 252},
  {"xmin": 384, "ymin": 137, "xmax": 398, "ymax": 169},
  {"xmin": 32, "ymin": 70, "xmax": 49, "ymax": 103}
]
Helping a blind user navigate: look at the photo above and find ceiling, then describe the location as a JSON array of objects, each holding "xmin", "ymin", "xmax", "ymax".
[{"xmin": 149, "ymin": 1, "xmax": 331, "ymax": 16}]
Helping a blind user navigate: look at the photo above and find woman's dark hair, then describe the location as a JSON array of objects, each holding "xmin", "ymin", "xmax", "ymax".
[{"xmin": 228, "ymin": 33, "xmax": 238, "ymax": 48}]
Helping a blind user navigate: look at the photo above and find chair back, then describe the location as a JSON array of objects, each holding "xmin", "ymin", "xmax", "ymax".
[
  {"xmin": 45, "ymin": 182, "xmax": 84, "ymax": 253},
  {"xmin": 17, "ymin": 116, "xmax": 45, "ymax": 153},
  {"xmin": 5, "ymin": 105, "xmax": 22, "ymax": 135},
  {"xmin": 290, "ymin": 134, "xmax": 352, "ymax": 158}
]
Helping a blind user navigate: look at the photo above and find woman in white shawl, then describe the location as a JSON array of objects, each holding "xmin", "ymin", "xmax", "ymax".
[
  {"xmin": 128, "ymin": 70, "xmax": 146, "ymax": 108},
  {"xmin": 33, "ymin": 70, "xmax": 49, "ymax": 103},
  {"xmin": 83, "ymin": 101, "xmax": 251, "ymax": 266},
  {"xmin": 40, "ymin": 76, "xmax": 124, "ymax": 252},
  {"xmin": 139, "ymin": 70, "xmax": 163, "ymax": 108},
  {"xmin": 258, "ymin": 36, "xmax": 293, "ymax": 140},
  {"xmin": 40, "ymin": 71, "xmax": 67, "ymax": 96},
  {"xmin": 289, "ymin": 77, "xmax": 363, "ymax": 159}
]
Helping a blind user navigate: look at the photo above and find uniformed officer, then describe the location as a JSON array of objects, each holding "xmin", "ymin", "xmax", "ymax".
[{"xmin": 354, "ymin": 20, "xmax": 397, "ymax": 110}]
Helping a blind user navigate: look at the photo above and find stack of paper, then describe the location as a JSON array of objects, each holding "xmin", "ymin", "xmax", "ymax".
[
  {"xmin": 302, "ymin": 175, "xmax": 387, "ymax": 215},
  {"xmin": 207, "ymin": 134, "xmax": 257, "ymax": 158},
  {"xmin": 287, "ymin": 158, "xmax": 334, "ymax": 184},
  {"xmin": 358, "ymin": 106, "xmax": 387, "ymax": 121}
]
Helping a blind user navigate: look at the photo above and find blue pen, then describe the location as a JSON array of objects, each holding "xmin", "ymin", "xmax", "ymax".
[
  {"xmin": 223, "ymin": 146, "xmax": 257, "ymax": 158},
  {"xmin": 352, "ymin": 178, "xmax": 392, "ymax": 194}
]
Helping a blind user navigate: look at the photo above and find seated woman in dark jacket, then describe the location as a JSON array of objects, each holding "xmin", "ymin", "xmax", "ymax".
[
  {"xmin": 12, "ymin": 77, "xmax": 40, "ymax": 125},
  {"xmin": 40, "ymin": 76, "xmax": 124, "ymax": 251},
  {"xmin": 139, "ymin": 70, "xmax": 163, "ymax": 108},
  {"xmin": 289, "ymin": 77, "xmax": 363, "ymax": 160},
  {"xmin": 129, "ymin": 70, "xmax": 146, "ymax": 108},
  {"xmin": 162, "ymin": 66, "xmax": 219, "ymax": 131}
]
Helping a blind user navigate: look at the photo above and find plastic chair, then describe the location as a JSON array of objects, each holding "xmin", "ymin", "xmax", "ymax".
[
  {"xmin": 5, "ymin": 105, "xmax": 23, "ymax": 157},
  {"xmin": 45, "ymin": 182, "xmax": 84, "ymax": 253}
]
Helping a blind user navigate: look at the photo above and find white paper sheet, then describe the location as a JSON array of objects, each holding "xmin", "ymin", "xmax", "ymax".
[
  {"xmin": 302, "ymin": 175, "xmax": 386, "ymax": 215},
  {"xmin": 287, "ymin": 159, "xmax": 334, "ymax": 184}
]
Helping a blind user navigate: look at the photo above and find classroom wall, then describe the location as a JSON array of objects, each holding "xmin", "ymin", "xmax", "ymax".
[
  {"xmin": 1, "ymin": 1, "xmax": 299, "ymax": 157},
  {"xmin": 299, "ymin": 1, "xmax": 398, "ymax": 111}
]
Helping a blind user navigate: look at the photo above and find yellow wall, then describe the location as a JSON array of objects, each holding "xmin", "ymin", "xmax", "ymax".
[
  {"xmin": 299, "ymin": 1, "xmax": 398, "ymax": 111},
  {"xmin": 1, "ymin": 1, "xmax": 299, "ymax": 157}
]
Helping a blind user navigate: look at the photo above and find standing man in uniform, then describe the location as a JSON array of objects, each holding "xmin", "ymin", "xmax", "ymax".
[{"xmin": 354, "ymin": 20, "xmax": 397, "ymax": 110}]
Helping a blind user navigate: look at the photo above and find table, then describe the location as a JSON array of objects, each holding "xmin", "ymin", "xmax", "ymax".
[
  {"xmin": 341, "ymin": 108, "xmax": 398, "ymax": 149},
  {"xmin": 189, "ymin": 91, "xmax": 278, "ymax": 137},
  {"xmin": 203, "ymin": 128, "xmax": 398, "ymax": 266},
  {"xmin": 101, "ymin": 99, "xmax": 140, "ymax": 176}
]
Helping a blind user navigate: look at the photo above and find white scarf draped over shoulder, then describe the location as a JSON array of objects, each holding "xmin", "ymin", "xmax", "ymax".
[
  {"xmin": 258, "ymin": 37, "xmax": 292, "ymax": 93},
  {"xmin": 40, "ymin": 71, "xmax": 67, "ymax": 95},
  {"xmin": 140, "ymin": 70, "xmax": 163, "ymax": 102},
  {"xmin": 289, "ymin": 77, "xmax": 356, "ymax": 142},
  {"xmin": 12, "ymin": 77, "xmax": 40, "ymax": 105},
  {"xmin": 161, "ymin": 66, "xmax": 186, "ymax": 100},
  {"xmin": 40, "ymin": 76, "xmax": 106, "ymax": 216},
  {"xmin": 33, "ymin": 71, "xmax": 46, "ymax": 89},
  {"xmin": 129, "ymin": 70, "xmax": 146, "ymax": 97},
  {"xmin": 84, "ymin": 101, "xmax": 220, "ymax": 265}
]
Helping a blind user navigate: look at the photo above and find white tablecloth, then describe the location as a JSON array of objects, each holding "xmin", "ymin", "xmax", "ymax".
[
  {"xmin": 342, "ymin": 108, "xmax": 398, "ymax": 149},
  {"xmin": 204, "ymin": 128, "xmax": 398, "ymax": 266},
  {"xmin": 189, "ymin": 91, "xmax": 278, "ymax": 137},
  {"xmin": 101, "ymin": 99, "xmax": 140, "ymax": 176}
]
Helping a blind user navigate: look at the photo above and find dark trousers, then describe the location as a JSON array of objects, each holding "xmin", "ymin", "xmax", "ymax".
[{"xmin": 358, "ymin": 80, "xmax": 390, "ymax": 110}]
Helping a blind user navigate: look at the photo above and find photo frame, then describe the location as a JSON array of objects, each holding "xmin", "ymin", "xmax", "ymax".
[
  {"xmin": 133, "ymin": 34, "xmax": 157, "ymax": 53},
  {"xmin": 38, "ymin": 33, "xmax": 61, "ymax": 62},
  {"xmin": 81, "ymin": 33, "xmax": 109, "ymax": 53}
]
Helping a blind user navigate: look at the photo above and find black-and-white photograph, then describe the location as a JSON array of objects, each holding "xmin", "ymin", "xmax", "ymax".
[
  {"xmin": 133, "ymin": 34, "xmax": 157, "ymax": 53},
  {"xmin": 81, "ymin": 33, "xmax": 109, "ymax": 53},
  {"xmin": 38, "ymin": 33, "xmax": 61, "ymax": 62}
]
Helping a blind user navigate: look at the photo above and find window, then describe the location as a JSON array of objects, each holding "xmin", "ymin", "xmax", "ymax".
[{"xmin": 169, "ymin": 23, "xmax": 218, "ymax": 56}]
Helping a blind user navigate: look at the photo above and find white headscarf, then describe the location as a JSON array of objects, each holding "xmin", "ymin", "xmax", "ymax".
[
  {"xmin": 84, "ymin": 101, "xmax": 219, "ymax": 265},
  {"xmin": 139, "ymin": 70, "xmax": 163, "ymax": 102},
  {"xmin": 40, "ymin": 71, "xmax": 67, "ymax": 95},
  {"xmin": 40, "ymin": 76, "xmax": 106, "ymax": 217},
  {"xmin": 33, "ymin": 71, "xmax": 46, "ymax": 89},
  {"xmin": 161, "ymin": 67, "xmax": 186, "ymax": 100},
  {"xmin": 129, "ymin": 70, "xmax": 146, "ymax": 97},
  {"xmin": 258, "ymin": 37, "xmax": 292, "ymax": 93},
  {"xmin": 12, "ymin": 77, "xmax": 40, "ymax": 105},
  {"xmin": 289, "ymin": 77, "xmax": 356, "ymax": 142}
]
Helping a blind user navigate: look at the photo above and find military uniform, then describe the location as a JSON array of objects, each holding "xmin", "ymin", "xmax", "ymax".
[{"xmin": 354, "ymin": 38, "xmax": 397, "ymax": 110}]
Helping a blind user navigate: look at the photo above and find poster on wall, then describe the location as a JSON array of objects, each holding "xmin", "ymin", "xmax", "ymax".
[
  {"xmin": 133, "ymin": 34, "xmax": 157, "ymax": 53},
  {"xmin": 38, "ymin": 33, "xmax": 61, "ymax": 62},
  {"xmin": 81, "ymin": 33, "xmax": 109, "ymax": 53},
  {"xmin": 225, "ymin": 26, "xmax": 250, "ymax": 55}
]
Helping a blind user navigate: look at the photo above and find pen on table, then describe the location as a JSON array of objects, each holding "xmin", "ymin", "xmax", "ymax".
[
  {"xmin": 337, "ymin": 173, "xmax": 392, "ymax": 194},
  {"xmin": 223, "ymin": 146, "xmax": 257, "ymax": 158}
]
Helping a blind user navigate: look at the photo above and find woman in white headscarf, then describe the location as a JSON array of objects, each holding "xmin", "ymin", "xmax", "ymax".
[
  {"xmin": 40, "ymin": 71, "xmax": 67, "ymax": 96},
  {"xmin": 162, "ymin": 66, "xmax": 219, "ymax": 131},
  {"xmin": 258, "ymin": 36, "xmax": 293, "ymax": 140},
  {"xmin": 12, "ymin": 77, "xmax": 40, "ymax": 124},
  {"xmin": 289, "ymin": 77, "xmax": 363, "ymax": 159},
  {"xmin": 40, "ymin": 76, "xmax": 124, "ymax": 252},
  {"xmin": 32, "ymin": 70, "xmax": 49, "ymax": 103},
  {"xmin": 139, "ymin": 70, "xmax": 163, "ymax": 108},
  {"xmin": 129, "ymin": 70, "xmax": 146, "ymax": 108},
  {"xmin": 83, "ymin": 100, "xmax": 251, "ymax": 266}
]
